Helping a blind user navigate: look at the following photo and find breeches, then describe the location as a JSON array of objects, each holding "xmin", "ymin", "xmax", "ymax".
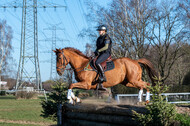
[{"xmin": 95, "ymin": 53, "xmax": 110, "ymax": 66}]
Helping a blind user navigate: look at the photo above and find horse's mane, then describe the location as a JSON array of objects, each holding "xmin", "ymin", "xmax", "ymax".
[{"xmin": 64, "ymin": 47, "xmax": 90, "ymax": 59}]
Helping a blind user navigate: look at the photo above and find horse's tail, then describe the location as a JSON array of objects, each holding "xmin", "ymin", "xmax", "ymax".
[{"xmin": 137, "ymin": 58, "xmax": 158, "ymax": 86}]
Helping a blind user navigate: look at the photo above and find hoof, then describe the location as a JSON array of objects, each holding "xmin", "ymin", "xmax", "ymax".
[
  {"xmin": 75, "ymin": 97, "xmax": 81, "ymax": 103},
  {"xmin": 145, "ymin": 100, "xmax": 150, "ymax": 105}
]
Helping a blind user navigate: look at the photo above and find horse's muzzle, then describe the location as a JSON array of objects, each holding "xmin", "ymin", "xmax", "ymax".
[{"xmin": 57, "ymin": 67, "xmax": 65, "ymax": 76}]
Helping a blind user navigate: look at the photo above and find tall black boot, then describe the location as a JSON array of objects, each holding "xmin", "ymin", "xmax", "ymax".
[
  {"xmin": 97, "ymin": 64, "xmax": 107, "ymax": 91},
  {"xmin": 97, "ymin": 64, "xmax": 107, "ymax": 82}
]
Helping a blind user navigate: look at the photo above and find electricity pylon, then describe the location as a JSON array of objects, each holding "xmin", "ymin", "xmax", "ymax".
[
  {"xmin": 16, "ymin": 0, "xmax": 42, "ymax": 90},
  {"xmin": 0, "ymin": 0, "xmax": 66, "ymax": 90},
  {"xmin": 43, "ymin": 25, "xmax": 65, "ymax": 80}
]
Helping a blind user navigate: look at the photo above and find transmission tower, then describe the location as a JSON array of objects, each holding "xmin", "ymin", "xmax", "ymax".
[
  {"xmin": 43, "ymin": 25, "xmax": 66, "ymax": 80},
  {"xmin": 0, "ymin": 0, "xmax": 66, "ymax": 90}
]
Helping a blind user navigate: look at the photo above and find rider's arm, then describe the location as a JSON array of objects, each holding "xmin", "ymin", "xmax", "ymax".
[
  {"xmin": 98, "ymin": 38, "xmax": 110, "ymax": 52},
  {"xmin": 98, "ymin": 43, "xmax": 109, "ymax": 52}
]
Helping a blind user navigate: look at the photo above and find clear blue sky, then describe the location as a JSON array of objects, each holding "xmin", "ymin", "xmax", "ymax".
[{"xmin": 0, "ymin": 0, "xmax": 110, "ymax": 81}]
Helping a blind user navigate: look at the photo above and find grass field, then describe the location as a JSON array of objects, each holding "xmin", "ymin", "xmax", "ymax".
[{"xmin": 0, "ymin": 96, "xmax": 56, "ymax": 126}]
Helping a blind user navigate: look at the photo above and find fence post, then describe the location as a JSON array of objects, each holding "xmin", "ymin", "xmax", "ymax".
[{"xmin": 115, "ymin": 95, "xmax": 120, "ymax": 104}]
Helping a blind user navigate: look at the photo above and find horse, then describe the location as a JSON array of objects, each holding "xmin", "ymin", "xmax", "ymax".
[{"xmin": 53, "ymin": 47, "xmax": 157, "ymax": 104}]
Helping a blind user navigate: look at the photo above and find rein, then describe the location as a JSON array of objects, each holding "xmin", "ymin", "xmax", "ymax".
[{"xmin": 57, "ymin": 52, "xmax": 94, "ymax": 73}]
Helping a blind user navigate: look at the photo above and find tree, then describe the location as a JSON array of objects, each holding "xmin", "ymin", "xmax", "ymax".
[
  {"xmin": 85, "ymin": 43, "xmax": 93, "ymax": 57},
  {"xmin": 41, "ymin": 80, "xmax": 67, "ymax": 121},
  {"xmin": 0, "ymin": 20, "xmax": 13, "ymax": 82},
  {"xmin": 86, "ymin": 0, "xmax": 157, "ymax": 59},
  {"xmin": 178, "ymin": 0, "xmax": 190, "ymax": 31},
  {"xmin": 146, "ymin": 1, "xmax": 187, "ymax": 82},
  {"xmin": 133, "ymin": 77, "xmax": 177, "ymax": 126}
]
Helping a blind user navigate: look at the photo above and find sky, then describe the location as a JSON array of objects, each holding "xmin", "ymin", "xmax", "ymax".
[{"xmin": 0, "ymin": 0, "xmax": 110, "ymax": 82}]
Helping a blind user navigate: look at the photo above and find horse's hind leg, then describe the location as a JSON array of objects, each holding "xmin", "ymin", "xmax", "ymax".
[
  {"xmin": 126, "ymin": 83, "xmax": 144, "ymax": 102},
  {"xmin": 134, "ymin": 80, "xmax": 151, "ymax": 104},
  {"xmin": 127, "ymin": 81, "xmax": 151, "ymax": 104}
]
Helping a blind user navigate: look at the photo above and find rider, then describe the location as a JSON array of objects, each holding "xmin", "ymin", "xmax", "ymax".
[{"xmin": 94, "ymin": 25, "xmax": 112, "ymax": 90}]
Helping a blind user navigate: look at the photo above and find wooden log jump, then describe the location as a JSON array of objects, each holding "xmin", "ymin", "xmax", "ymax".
[{"xmin": 62, "ymin": 103, "xmax": 147, "ymax": 126}]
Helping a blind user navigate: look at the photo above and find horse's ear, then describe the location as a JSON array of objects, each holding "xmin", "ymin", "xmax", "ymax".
[{"xmin": 53, "ymin": 48, "xmax": 58, "ymax": 53}]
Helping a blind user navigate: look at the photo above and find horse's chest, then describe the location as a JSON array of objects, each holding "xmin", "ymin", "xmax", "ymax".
[{"xmin": 75, "ymin": 72, "xmax": 85, "ymax": 82}]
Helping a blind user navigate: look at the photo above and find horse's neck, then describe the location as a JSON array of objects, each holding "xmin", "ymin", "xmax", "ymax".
[{"xmin": 67, "ymin": 53, "xmax": 88, "ymax": 70}]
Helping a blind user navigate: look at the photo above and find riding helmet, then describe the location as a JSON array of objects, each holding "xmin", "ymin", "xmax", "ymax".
[{"xmin": 97, "ymin": 25, "xmax": 107, "ymax": 31}]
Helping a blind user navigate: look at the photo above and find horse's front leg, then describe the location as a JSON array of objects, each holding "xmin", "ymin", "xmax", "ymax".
[{"xmin": 67, "ymin": 81, "xmax": 91, "ymax": 104}]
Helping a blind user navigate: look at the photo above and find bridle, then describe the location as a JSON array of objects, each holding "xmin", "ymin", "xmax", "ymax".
[
  {"xmin": 56, "ymin": 51, "xmax": 69, "ymax": 73},
  {"xmin": 56, "ymin": 50, "xmax": 94, "ymax": 74}
]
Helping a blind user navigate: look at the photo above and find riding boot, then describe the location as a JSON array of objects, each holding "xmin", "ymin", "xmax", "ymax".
[
  {"xmin": 97, "ymin": 64, "xmax": 107, "ymax": 91},
  {"xmin": 97, "ymin": 64, "xmax": 107, "ymax": 82}
]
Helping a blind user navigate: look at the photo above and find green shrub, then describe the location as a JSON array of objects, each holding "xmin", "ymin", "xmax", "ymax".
[
  {"xmin": 74, "ymin": 89, "xmax": 93, "ymax": 98},
  {"xmin": 133, "ymin": 76, "xmax": 177, "ymax": 126},
  {"xmin": 0, "ymin": 91, "xmax": 6, "ymax": 96},
  {"xmin": 41, "ymin": 80, "xmax": 67, "ymax": 121},
  {"xmin": 16, "ymin": 91, "xmax": 37, "ymax": 99},
  {"xmin": 176, "ymin": 113, "xmax": 190, "ymax": 126}
]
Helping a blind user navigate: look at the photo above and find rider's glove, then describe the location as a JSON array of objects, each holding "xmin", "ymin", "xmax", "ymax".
[{"xmin": 94, "ymin": 50, "xmax": 99, "ymax": 56}]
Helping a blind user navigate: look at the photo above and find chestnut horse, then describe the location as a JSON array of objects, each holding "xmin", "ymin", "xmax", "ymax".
[{"xmin": 53, "ymin": 47, "xmax": 157, "ymax": 104}]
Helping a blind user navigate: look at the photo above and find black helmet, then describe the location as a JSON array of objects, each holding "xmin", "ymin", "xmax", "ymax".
[{"xmin": 97, "ymin": 25, "xmax": 107, "ymax": 31}]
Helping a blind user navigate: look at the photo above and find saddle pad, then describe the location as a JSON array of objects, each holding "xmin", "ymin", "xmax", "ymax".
[{"xmin": 90, "ymin": 60, "xmax": 115, "ymax": 72}]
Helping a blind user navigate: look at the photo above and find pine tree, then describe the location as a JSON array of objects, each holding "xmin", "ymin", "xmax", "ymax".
[
  {"xmin": 133, "ymin": 76, "xmax": 177, "ymax": 126},
  {"xmin": 41, "ymin": 80, "xmax": 67, "ymax": 121}
]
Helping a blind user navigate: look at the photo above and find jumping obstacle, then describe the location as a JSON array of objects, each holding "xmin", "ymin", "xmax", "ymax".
[{"xmin": 62, "ymin": 103, "xmax": 147, "ymax": 126}]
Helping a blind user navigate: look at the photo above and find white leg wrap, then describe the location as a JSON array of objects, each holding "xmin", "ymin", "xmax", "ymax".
[
  {"xmin": 146, "ymin": 92, "xmax": 150, "ymax": 101},
  {"xmin": 68, "ymin": 98, "xmax": 74, "ymax": 104},
  {"xmin": 67, "ymin": 89, "xmax": 72, "ymax": 99},
  {"xmin": 71, "ymin": 91, "xmax": 75, "ymax": 99},
  {"xmin": 138, "ymin": 89, "xmax": 143, "ymax": 102}
]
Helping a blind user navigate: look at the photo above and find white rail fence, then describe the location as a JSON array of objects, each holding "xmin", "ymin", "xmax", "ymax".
[{"xmin": 115, "ymin": 92, "xmax": 190, "ymax": 104}]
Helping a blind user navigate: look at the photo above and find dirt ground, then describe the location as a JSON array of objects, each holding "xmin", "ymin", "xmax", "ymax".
[
  {"xmin": 176, "ymin": 104, "xmax": 190, "ymax": 115},
  {"xmin": 82, "ymin": 97, "xmax": 190, "ymax": 115}
]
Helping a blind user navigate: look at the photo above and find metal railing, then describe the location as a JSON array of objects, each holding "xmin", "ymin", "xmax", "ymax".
[{"xmin": 115, "ymin": 92, "xmax": 190, "ymax": 104}]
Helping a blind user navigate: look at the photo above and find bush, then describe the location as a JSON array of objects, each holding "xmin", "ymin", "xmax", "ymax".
[
  {"xmin": 133, "ymin": 76, "xmax": 177, "ymax": 126},
  {"xmin": 0, "ymin": 91, "xmax": 6, "ymax": 96},
  {"xmin": 16, "ymin": 91, "xmax": 37, "ymax": 99},
  {"xmin": 176, "ymin": 113, "xmax": 190, "ymax": 126},
  {"xmin": 75, "ymin": 89, "xmax": 93, "ymax": 98},
  {"xmin": 41, "ymin": 80, "xmax": 67, "ymax": 121}
]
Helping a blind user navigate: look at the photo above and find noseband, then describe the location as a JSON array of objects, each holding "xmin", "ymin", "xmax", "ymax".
[{"xmin": 56, "ymin": 51, "xmax": 68, "ymax": 72}]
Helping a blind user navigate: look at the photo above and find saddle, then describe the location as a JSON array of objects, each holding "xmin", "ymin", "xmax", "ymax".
[{"xmin": 90, "ymin": 56, "xmax": 115, "ymax": 72}]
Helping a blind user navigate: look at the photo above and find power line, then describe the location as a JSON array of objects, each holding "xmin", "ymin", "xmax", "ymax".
[
  {"xmin": 78, "ymin": 0, "xmax": 88, "ymax": 27},
  {"xmin": 64, "ymin": 0, "xmax": 80, "ymax": 33}
]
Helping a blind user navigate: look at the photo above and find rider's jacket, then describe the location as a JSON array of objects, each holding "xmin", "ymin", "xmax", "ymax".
[{"xmin": 96, "ymin": 34, "xmax": 112, "ymax": 54}]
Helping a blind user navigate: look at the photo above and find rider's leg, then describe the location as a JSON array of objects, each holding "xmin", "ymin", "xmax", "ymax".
[
  {"xmin": 95, "ymin": 53, "xmax": 110, "ymax": 82},
  {"xmin": 95, "ymin": 53, "xmax": 110, "ymax": 90},
  {"xmin": 97, "ymin": 64, "xmax": 107, "ymax": 82}
]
